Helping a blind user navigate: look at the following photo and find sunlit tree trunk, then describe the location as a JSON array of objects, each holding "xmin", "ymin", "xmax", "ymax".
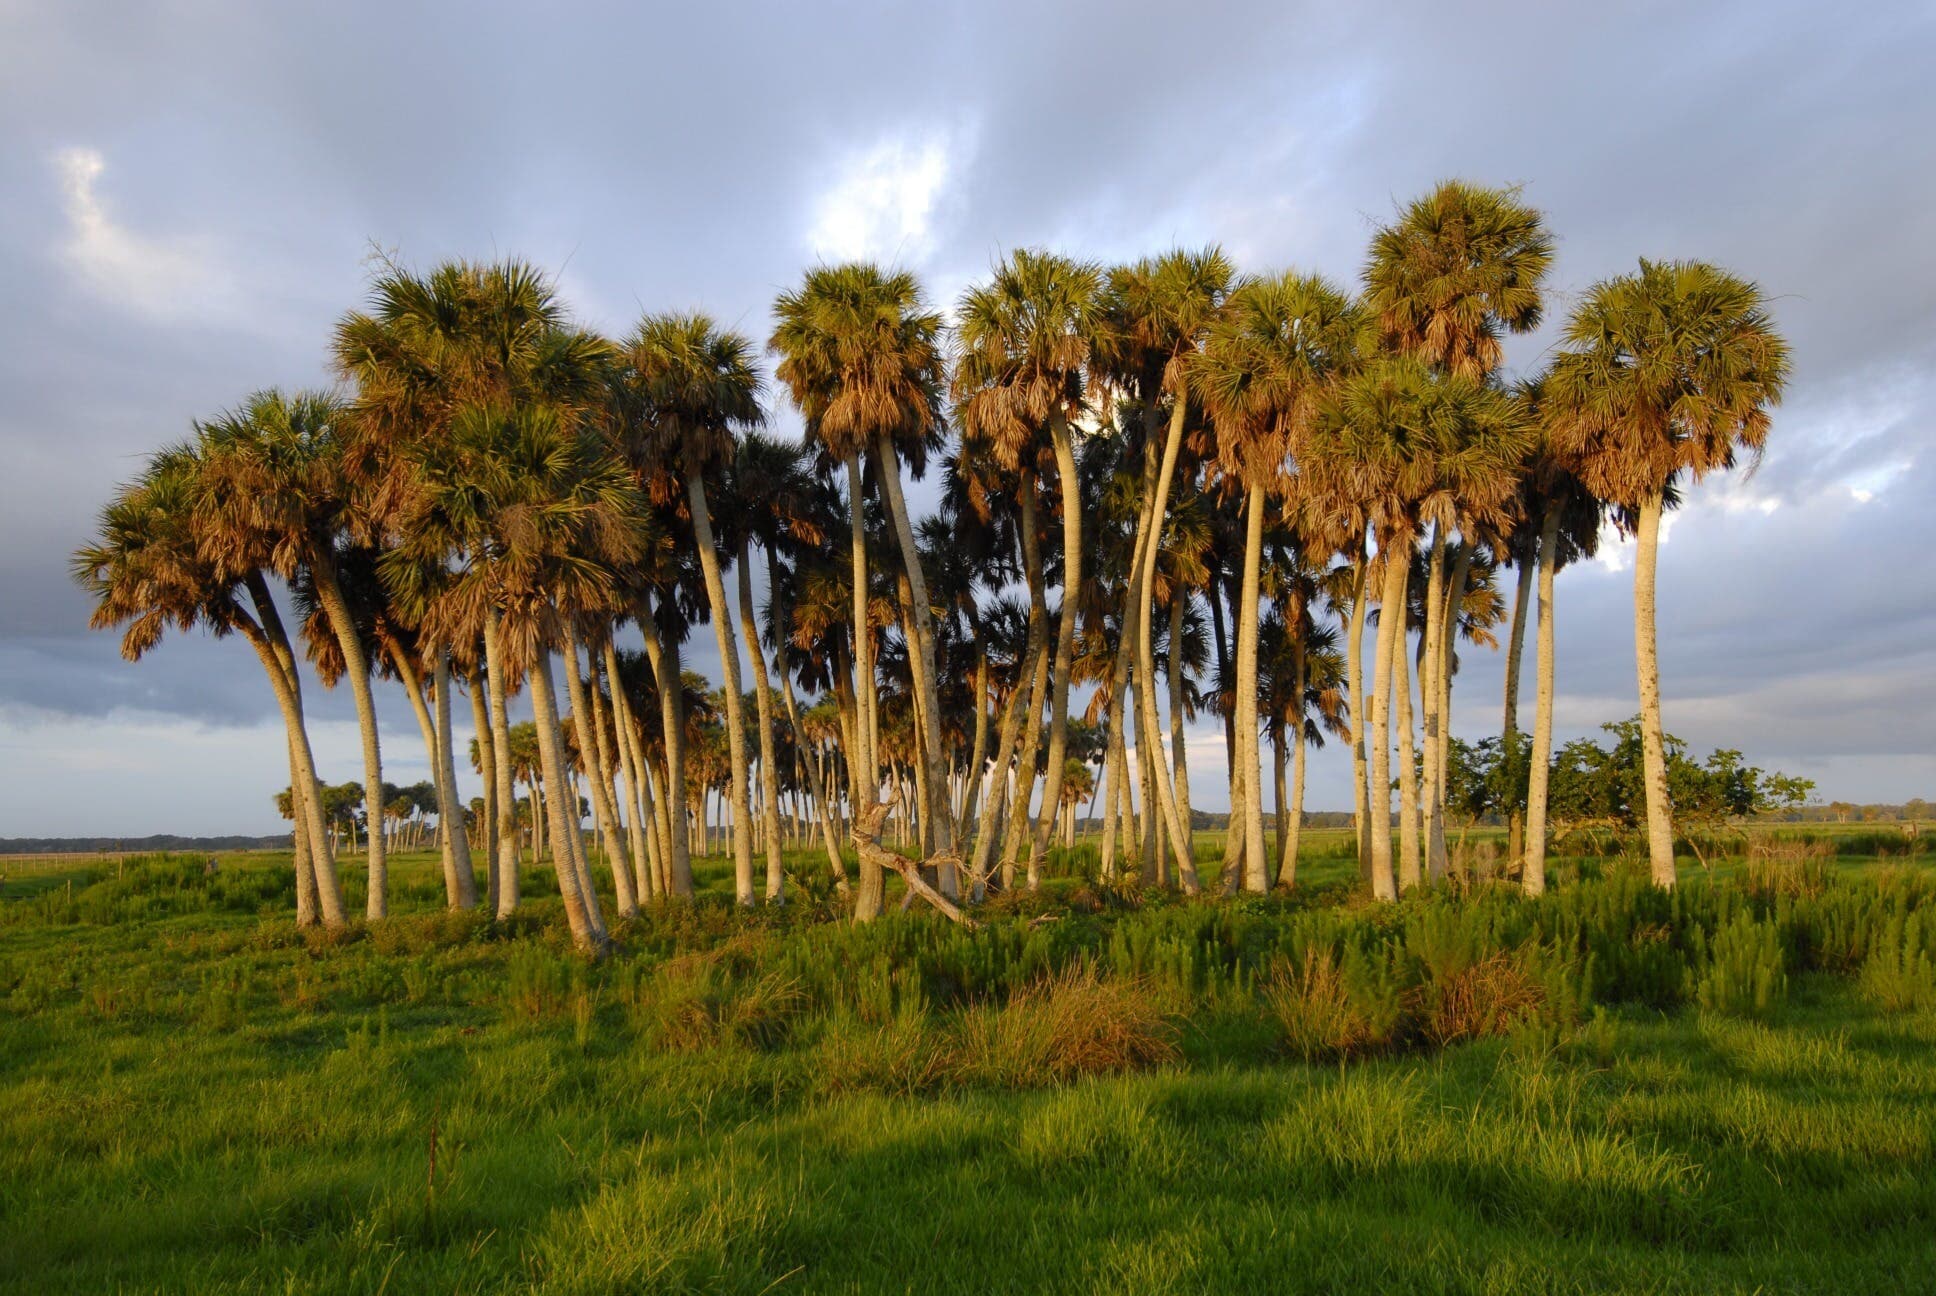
[
  {"xmin": 1000, "ymin": 483, "xmax": 1050, "ymax": 885},
  {"xmin": 1419, "ymin": 528, "xmax": 1447, "ymax": 886},
  {"xmin": 1133, "ymin": 398, "xmax": 1199, "ymax": 878},
  {"xmin": 528, "ymin": 648, "xmax": 607, "ymax": 951},
  {"xmin": 1432, "ymin": 543, "xmax": 1471, "ymax": 880},
  {"xmin": 733, "ymin": 541, "xmax": 787, "ymax": 902},
  {"xmin": 686, "ymin": 475, "xmax": 756, "ymax": 905},
  {"xmin": 1281, "ymin": 631, "xmax": 1310, "ymax": 889},
  {"xmin": 467, "ymin": 666, "xmax": 499, "ymax": 911},
  {"xmin": 1345, "ymin": 545, "xmax": 1372, "ymax": 875},
  {"xmin": 845, "ymin": 450, "xmax": 878, "ymax": 801},
  {"xmin": 311, "ymin": 557, "xmax": 387, "ymax": 920},
  {"xmin": 563, "ymin": 627, "xmax": 635, "ymax": 917},
  {"xmin": 1237, "ymin": 485, "xmax": 1268, "ymax": 893},
  {"xmin": 877, "ymin": 434, "xmax": 954, "ymax": 871},
  {"xmin": 483, "ymin": 611, "xmax": 522, "ymax": 917},
  {"xmin": 1634, "ymin": 492, "xmax": 1677, "ymax": 887},
  {"xmin": 244, "ymin": 619, "xmax": 343, "ymax": 926},
  {"xmin": 636, "ymin": 599, "xmax": 694, "ymax": 897},
  {"xmin": 1367, "ymin": 537, "xmax": 1407, "ymax": 900},
  {"xmin": 1501, "ymin": 534, "xmax": 1535, "ymax": 864},
  {"xmin": 1396, "ymin": 626, "xmax": 1422, "ymax": 892},
  {"xmin": 1027, "ymin": 417, "xmax": 1083, "ymax": 890},
  {"xmin": 1168, "ymin": 591, "xmax": 1196, "ymax": 886},
  {"xmin": 1523, "ymin": 500, "xmax": 1562, "ymax": 895}
]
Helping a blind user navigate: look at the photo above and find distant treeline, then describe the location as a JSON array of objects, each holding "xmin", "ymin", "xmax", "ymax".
[{"xmin": 0, "ymin": 834, "xmax": 293, "ymax": 856}]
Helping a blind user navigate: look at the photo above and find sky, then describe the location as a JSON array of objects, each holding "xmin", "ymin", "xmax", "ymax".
[{"xmin": 1, "ymin": 0, "xmax": 1931, "ymax": 837}]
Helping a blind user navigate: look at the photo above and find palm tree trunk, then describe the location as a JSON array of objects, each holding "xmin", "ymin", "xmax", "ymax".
[
  {"xmin": 1096, "ymin": 661, "xmax": 1129, "ymax": 883},
  {"xmin": 241, "ymin": 618, "xmax": 345, "ymax": 926},
  {"xmin": 1634, "ymin": 491, "xmax": 1677, "ymax": 887},
  {"xmin": 956, "ymin": 651, "xmax": 991, "ymax": 848},
  {"xmin": 1272, "ymin": 726, "xmax": 1289, "ymax": 878},
  {"xmin": 527, "ymin": 648, "xmax": 608, "ymax": 952},
  {"xmin": 636, "ymin": 597, "xmax": 695, "ymax": 897},
  {"xmin": 1000, "ymin": 481, "xmax": 1051, "ymax": 883},
  {"xmin": 1282, "ymin": 636, "xmax": 1309, "ymax": 889},
  {"xmin": 466, "ymin": 665, "xmax": 499, "ymax": 911},
  {"xmin": 1168, "ymin": 590, "xmax": 1195, "ymax": 881},
  {"xmin": 845, "ymin": 450, "xmax": 878, "ymax": 800},
  {"xmin": 432, "ymin": 655, "xmax": 476, "ymax": 907},
  {"xmin": 1502, "ymin": 538, "xmax": 1535, "ymax": 865},
  {"xmin": 587, "ymin": 647, "xmax": 639, "ymax": 903},
  {"xmin": 1396, "ymin": 627, "xmax": 1422, "ymax": 891},
  {"xmin": 1523, "ymin": 499, "xmax": 1563, "ymax": 895},
  {"xmin": 600, "ymin": 642, "xmax": 654, "ymax": 903},
  {"xmin": 391, "ymin": 648, "xmax": 464, "ymax": 906},
  {"xmin": 875, "ymin": 433, "xmax": 954, "ymax": 865},
  {"xmin": 483, "ymin": 611, "xmax": 522, "ymax": 917},
  {"xmin": 686, "ymin": 477, "xmax": 756, "ymax": 905},
  {"xmin": 1027, "ymin": 417, "xmax": 1082, "ymax": 889},
  {"xmin": 1433, "ymin": 543, "xmax": 1471, "ymax": 879},
  {"xmin": 733, "ymin": 541, "xmax": 787, "ymax": 902},
  {"xmin": 310, "ymin": 557, "xmax": 387, "ymax": 920},
  {"xmin": 1132, "ymin": 398, "xmax": 1200, "ymax": 879},
  {"xmin": 1237, "ymin": 484, "xmax": 1269, "ymax": 893},
  {"xmin": 1367, "ymin": 536, "xmax": 1407, "ymax": 900},
  {"xmin": 1345, "ymin": 544, "xmax": 1372, "ymax": 875},
  {"xmin": 563, "ymin": 627, "xmax": 635, "ymax": 917},
  {"xmin": 246, "ymin": 576, "xmax": 344, "ymax": 923},
  {"xmin": 1419, "ymin": 529, "xmax": 1447, "ymax": 886}
]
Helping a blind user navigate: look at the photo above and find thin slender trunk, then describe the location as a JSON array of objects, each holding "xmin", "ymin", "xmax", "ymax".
[
  {"xmin": 1168, "ymin": 590, "xmax": 1195, "ymax": 879},
  {"xmin": 1396, "ymin": 624, "xmax": 1421, "ymax": 892},
  {"xmin": 1523, "ymin": 500, "xmax": 1563, "ymax": 896},
  {"xmin": 1634, "ymin": 492, "xmax": 1677, "ymax": 887},
  {"xmin": 956, "ymin": 650, "xmax": 991, "ymax": 848},
  {"xmin": 1027, "ymin": 417, "xmax": 1082, "ymax": 889},
  {"xmin": 1367, "ymin": 534, "xmax": 1407, "ymax": 900},
  {"xmin": 1433, "ymin": 542, "xmax": 1471, "ymax": 880},
  {"xmin": 1345, "ymin": 546, "xmax": 1371, "ymax": 873},
  {"xmin": 733, "ymin": 540, "xmax": 787, "ymax": 902},
  {"xmin": 467, "ymin": 665, "xmax": 499, "ymax": 911},
  {"xmin": 587, "ymin": 647, "xmax": 638, "ymax": 904},
  {"xmin": 311, "ymin": 557, "xmax": 387, "ymax": 919},
  {"xmin": 1237, "ymin": 484, "xmax": 1268, "ymax": 893},
  {"xmin": 876, "ymin": 433, "xmax": 954, "ymax": 868},
  {"xmin": 483, "ymin": 611, "xmax": 522, "ymax": 917},
  {"xmin": 687, "ymin": 476, "xmax": 756, "ymax": 905},
  {"xmin": 845, "ymin": 450, "xmax": 878, "ymax": 801},
  {"xmin": 528, "ymin": 649, "xmax": 607, "ymax": 951},
  {"xmin": 242, "ymin": 618, "xmax": 343, "ymax": 926},
  {"xmin": 637, "ymin": 599, "xmax": 694, "ymax": 897},
  {"xmin": 1419, "ymin": 529, "xmax": 1447, "ymax": 887},
  {"xmin": 390, "ymin": 647, "xmax": 462, "ymax": 906},
  {"xmin": 432, "ymin": 655, "xmax": 477, "ymax": 908},
  {"xmin": 602, "ymin": 641, "xmax": 654, "ymax": 903},
  {"xmin": 1096, "ymin": 661, "xmax": 1129, "ymax": 883},
  {"xmin": 1000, "ymin": 482, "xmax": 1050, "ymax": 883},
  {"xmin": 1273, "ymin": 728, "xmax": 1289, "ymax": 881},
  {"xmin": 1502, "ymin": 535, "xmax": 1535, "ymax": 737},
  {"xmin": 1133, "ymin": 397, "xmax": 1198, "ymax": 880},
  {"xmin": 564, "ymin": 627, "xmax": 634, "ymax": 917},
  {"xmin": 1282, "ymin": 634, "xmax": 1309, "ymax": 889}
]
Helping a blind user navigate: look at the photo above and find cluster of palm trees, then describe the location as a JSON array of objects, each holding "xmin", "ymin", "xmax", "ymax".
[{"xmin": 74, "ymin": 181, "xmax": 1788, "ymax": 949}]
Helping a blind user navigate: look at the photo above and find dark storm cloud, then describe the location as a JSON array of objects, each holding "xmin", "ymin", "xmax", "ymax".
[{"xmin": 1, "ymin": 0, "xmax": 1930, "ymax": 832}]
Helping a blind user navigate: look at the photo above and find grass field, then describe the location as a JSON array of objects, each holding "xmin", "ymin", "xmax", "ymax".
[{"xmin": 2, "ymin": 833, "xmax": 1933, "ymax": 1294}]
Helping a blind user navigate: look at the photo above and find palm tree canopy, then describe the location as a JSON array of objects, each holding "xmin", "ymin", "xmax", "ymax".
[
  {"xmin": 1547, "ymin": 258, "xmax": 1789, "ymax": 512},
  {"xmin": 1191, "ymin": 271, "xmax": 1359, "ymax": 490},
  {"xmin": 953, "ymin": 248, "xmax": 1103, "ymax": 470},
  {"xmin": 189, "ymin": 389, "xmax": 352, "ymax": 585},
  {"xmin": 618, "ymin": 312, "xmax": 764, "ymax": 476},
  {"xmin": 1091, "ymin": 247, "xmax": 1234, "ymax": 402},
  {"xmin": 770, "ymin": 262, "xmax": 946, "ymax": 467},
  {"xmin": 1364, "ymin": 180, "xmax": 1554, "ymax": 380}
]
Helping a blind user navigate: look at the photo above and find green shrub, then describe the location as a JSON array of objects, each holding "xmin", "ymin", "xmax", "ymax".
[
  {"xmin": 1857, "ymin": 912, "xmax": 1936, "ymax": 1012},
  {"xmin": 1691, "ymin": 913, "xmax": 1788, "ymax": 1019}
]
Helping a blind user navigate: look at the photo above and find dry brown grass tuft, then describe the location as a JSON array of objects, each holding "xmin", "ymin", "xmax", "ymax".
[
  {"xmin": 947, "ymin": 968, "xmax": 1178, "ymax": 1088},
  {"xmin": 1422, "ymin": 953, "xmax": 1546, "ymax": 1047}
]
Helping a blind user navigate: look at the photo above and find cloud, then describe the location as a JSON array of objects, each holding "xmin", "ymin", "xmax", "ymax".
[
  {"xmin": 53, "ymin": 146, "xmax": 235, "ymax": 322},
  {"xmin": 807, "ymin": 128, "xmax": 968, "ymax": 265}
]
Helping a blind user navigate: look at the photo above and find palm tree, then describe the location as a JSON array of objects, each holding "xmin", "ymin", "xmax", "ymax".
[
  {"xmin": 772, "ymin": 263, "xmax": 952, "ymax": 917},
  {"xmin": 1549, "ymin": 259, "xmax": 1789, "ymax": 887},
  {"xmin": 617, "ymin": 313, "xmax": 766, "ymax": 906},
  {"xmin": 74, "ymin": 444, "xmax": 348, "ymax": 925},
  {"xmin": 1193, "ymin": 272, "xmax": 1358, "ymax": 892},
  {"xmin": 1090, "ymin": 250, "xmax": 1233, "ymax": 881},
  {"xmin": 1366, "ymin": 180, "xmax": 1553, "ymax": 884},
  {"xmin": 955, "ymin": 249, "xmax": 1102, "ymax": 889}
]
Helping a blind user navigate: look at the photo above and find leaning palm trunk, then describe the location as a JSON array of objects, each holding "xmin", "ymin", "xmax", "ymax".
[
  {"xmin": 602, "ymin": 641, "xmax": 657, "ymax": 902},
  {"xmin": 1501, "ymin": 537, "xmax": 1536, "ymax": 862},
  {"xmin": 312, "ymin": 558, "xmax": 387, "ymax": 919},
  {"xmin": 432, "ymin": 655, "xmax": 477, "ymax": 908},
  {"xmin": 636, "ymin": 599, "xmax": 694, "ymax": 897},
  {"xmin": 1000, "ymin": 483, "xmax": 1051, "ymax": 884},
  {"xmin": 1236, "ymin": 485, "xmax": 1269, "ymax": 893},
  {"xmin": 1419, "ymin": 529, "xmax": 1447, "ymax": 885},
  {"xmin": 1100, "ymin": 423, "xmax": 1162, "ymax": 880},
  {"xmin": 1396, "ymin": 630, "xmax": 1422, "ymax": 891},
  {"xmin": 975, "ymin": 621, "xmax": 1045, "ymax": 890},
  {"xmin": 1344, "ymin": 547, "xmax": 1372, "ymax": 874},
  {"xmin": 1132, "ymin": 398, "xmax": 1199, "ymax": 879},
  {"xmin": 391, "ymin": 649, "xmax": 464, "ymax": 905},
  {"xmin": 1095, "ymin": 663, "xmax": 1130, "ymax": 883},
  {"xmin": 1027, "ymin": 415, "xmax": 1083, "ymax": 888},
  {"xmin": 527, "ymin": 648, "xmax": 608, "ymax": 951},
  {"xmin": 1523, "ymin": 500, "xmax": 1563, "ymax": 895},
  {"xmin": 1272, "ymin": 728, "xmax": 1289, "ymax": 878},
  {"xmin": 734, "ymin": 541, "xmax": 787, "ymax": 901},
  {"xmin": 844, "ymin": 450, "xmax": 879, "ymax": 798},
  {"xmin": 686, "ymin": 476, "xmax": 757, "ymax": 905},
  {"xmin": 1634, "ymin": 492, "xmax": 1677, "ymax": 887},
  {"xmin": 1432, "ymin": 543, "xmax": 1471, "ymax": 879},
  {"xmin": 483, "ymin": 612, "xmax": 522, "ymax": 917},
  {"xmin": 955, "ymin": 651, "xmax": 991, "ymax": 848},
  {"xmin": 466, "ymin": 667, "xmax": 499, "ymax": 910},
  {"xmin": 588, "ymin": 648, "xmax": 645, "ymax": 903},
  {"xmin": 563, "ymin": 627, "xmax": 635, "ymax": 917},
  {"xmin": 876, "ymin": 432, "xmax": 956, "ymax": 869},
  {"xmin": 1168, "ymin": 591, "xmax": 1196, "ymax": 879},
  {"xmin": 1367, "ymin": 537, "xmax": 1408, "ymax": 900},
  {"xmin": 240, "ymin": 619, "xmax": 346, "ymax": 925}
]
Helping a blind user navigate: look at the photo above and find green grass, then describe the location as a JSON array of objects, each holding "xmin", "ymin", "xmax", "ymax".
[{"xmin": 2, "ymin": 843, "xmax": 1934, "ymax": 1293}]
